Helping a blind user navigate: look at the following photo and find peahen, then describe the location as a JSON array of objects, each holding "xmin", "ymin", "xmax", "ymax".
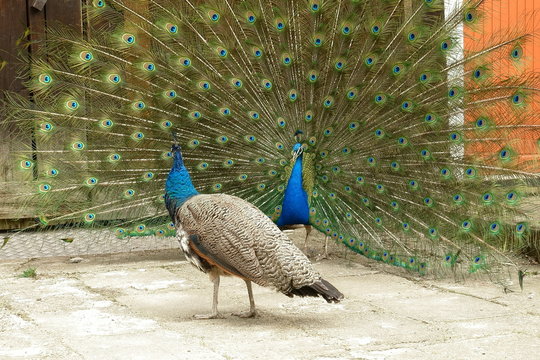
[
  {"xmin": 1, "ymin": 0, "xmax": 539, "ymax": 284},
  {"xmin": 166, "ymin": 142, "xmax": 343, "ymax": 318}
]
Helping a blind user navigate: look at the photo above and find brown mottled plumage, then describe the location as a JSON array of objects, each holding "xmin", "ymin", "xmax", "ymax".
[{"xmin": 175, "ymin": 193, "xmax": 343, "ymax": 318}]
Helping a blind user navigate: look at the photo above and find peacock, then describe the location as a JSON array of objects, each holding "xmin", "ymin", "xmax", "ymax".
[
  {"xmin": 276, "ymin": 130, "xmax": 318, "ymax": 253},
  {"xmin": 1, "ymin": 0, "xmax": 539, "ymax": 286},
  {"xmin": 166, "ymin": 141, "xmax": 343, "ymax": 318}
]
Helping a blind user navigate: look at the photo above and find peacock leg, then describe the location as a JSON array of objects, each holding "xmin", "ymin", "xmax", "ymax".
[
  {"xmin": 194, "ymin": 268, "xmax": 224, "ymax": 319},
  {"xmin": 324, "ymin": 235, "xmax": 329, "ymax": 259},
  {"xmin": 232, "ymin": 280, "xmax": 257, "ymax": 318},
  {"xmin": 317, "ymin": 235, "xmax": 330, "ymax": 260},
  {"xmin": 303, "ymin": 225, "xmax": 312, "ymax": 253}
]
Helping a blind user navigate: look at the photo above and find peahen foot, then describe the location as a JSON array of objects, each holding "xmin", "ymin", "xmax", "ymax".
[
  {"xmin": 193, "ymin": 312, "xmax": 224, "ymax": 320},
  {"xmin": 231, "ymin": 310, "xmax": 258, "ymax": 318},
  {"xmin": 231, "ymin": 280, "xmax": 258, "ymax": 318}
]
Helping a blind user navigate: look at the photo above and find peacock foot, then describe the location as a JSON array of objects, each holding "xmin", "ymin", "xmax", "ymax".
[
  {"xmin": 231, "ymin": 310, "xmax": 258, "ymax": 318},
  {"xmin": 316, "ymin": 253, "xmax": 330, "ymax": 261},
  {"xmin": 193, "ymin": 312, "xmax": 224, "ymax": 320}
]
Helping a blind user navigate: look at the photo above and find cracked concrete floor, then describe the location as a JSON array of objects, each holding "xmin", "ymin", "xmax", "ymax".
[{"xmin": 0, "ymin": 234, "xmax": 539, "ymax": 360}]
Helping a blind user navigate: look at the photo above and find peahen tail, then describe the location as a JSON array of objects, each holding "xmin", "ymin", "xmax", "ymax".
[
  {"xmin": 286, "ymin": 278, "xmax": 344, "ymax": 303},
  {"xmin": 1, "ymin": 0, "xmax": 539, "ymax": 280}
]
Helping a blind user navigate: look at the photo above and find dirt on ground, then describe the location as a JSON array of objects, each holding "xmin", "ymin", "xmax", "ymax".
[{"xmin": 0, "ymin": 229, "xmax": 539, "ymax": 360}]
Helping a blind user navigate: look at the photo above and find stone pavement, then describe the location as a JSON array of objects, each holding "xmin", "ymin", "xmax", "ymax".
[{"xmin": 0, "ymin": 246, "xmax": 538, "ymax": 360}]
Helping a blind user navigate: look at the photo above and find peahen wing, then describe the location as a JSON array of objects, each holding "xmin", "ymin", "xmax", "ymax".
[{"xmin": 178, "ymin": 193, "xmax": 318, "ymax": 291}]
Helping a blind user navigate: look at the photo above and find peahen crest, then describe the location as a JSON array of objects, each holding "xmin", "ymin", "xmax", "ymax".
[{"xmin": 1, "ymin": 0, "xmax": 539, "ymax": 281}]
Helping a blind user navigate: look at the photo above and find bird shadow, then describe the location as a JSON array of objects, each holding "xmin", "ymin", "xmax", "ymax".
[{"xmin": 178, "ymin": 307, "xmax": 345, "ymax": 330}]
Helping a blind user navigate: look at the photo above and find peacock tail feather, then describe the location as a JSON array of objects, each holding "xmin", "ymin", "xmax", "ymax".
[{"xmin": 1, "ymin": 0, "xmax": 539, "ymax": 279}]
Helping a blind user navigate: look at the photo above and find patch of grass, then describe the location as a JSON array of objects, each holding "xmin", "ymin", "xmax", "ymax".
[{"xmin": 19, "ymin": 267, "xmax": 37, "ymax": 279}]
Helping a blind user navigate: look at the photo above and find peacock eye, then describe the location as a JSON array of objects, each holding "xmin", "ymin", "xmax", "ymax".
[
  {"xmin": 84, "ymin": 213, "xmax": 96, "ymax": 222},
  {"xmin": 39, "ymin": 73, "xmax": 52, "ymax": 84},
  {"xmin": 179, "ymin": 57, "xmax": 191, "ymax": 68},
  {"xmin": 218, "ymin": 48, "xmax": 228, "ymax": 57},
  {"xmin": 208, "ymin": 10, "xmax": 220, "ymax": 22},
  {"xmin": 20, "ymin": 160, "xmax": 33, "ymax": 169},
  {"xmin": 197, "ymin": 81, "xmax": 209, "ymax": 90},
  {"xmin": 166, "ymin": 23, "xmax": 178, "ymax": 34},
  {"xmin": 39, "ymin": 183, "xmax": 51, "ymax": 192},
  {"xmin": 143, "ymin": 62, "xmax": 155, "ymax": 71},
  {"xmin": 261, "ymin": 79, "xmax": 272, "ymax": 90},
  {"xmin": 122, "ymin": 33, "xmax": 135, "ymax": 44},
  {"xmin": 72, "ymin": 141, "xmax": 85, "ymax": 150},
  {"xmin": 65, "ymin": 100, "xmax": 80, "ymax": 110},
  {"xmin": 80, "ymin": 51, "xmax": 93, "ymax": 61},
  {"xmin": 133, "ymin": 101, "xmax": 146, "ymax": 110}
]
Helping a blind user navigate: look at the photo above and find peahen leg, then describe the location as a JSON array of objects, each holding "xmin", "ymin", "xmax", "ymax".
[
  {"xmin": 194, "ymin": 268, "xmax": 224, "ymax": 319},
  {"xmin": 232, "ymin": 280, "xmax": 257, "ymax": 318}
]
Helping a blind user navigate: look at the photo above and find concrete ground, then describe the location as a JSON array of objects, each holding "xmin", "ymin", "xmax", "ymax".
[{"xmin": 0, "ymin": 231, "xmax": 539, "ymax": 360}]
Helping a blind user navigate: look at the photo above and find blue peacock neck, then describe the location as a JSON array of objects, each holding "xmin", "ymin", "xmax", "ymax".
[
  {"xmin": 276, "ymin": 144, "xmax": 310, "ymax": 226},
  {"xmin": 165, "ymin": 145, "xmax": 199, "ymax": 220}
]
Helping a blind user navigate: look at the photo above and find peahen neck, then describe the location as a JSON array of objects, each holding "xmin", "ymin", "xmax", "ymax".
[
  {"xmin": 277, "ymin": 154, "xmax": 310, "ymax": 226},
  {"xmin": 165, "ymin": 146, "xmax": 199, "ymax": 219}
]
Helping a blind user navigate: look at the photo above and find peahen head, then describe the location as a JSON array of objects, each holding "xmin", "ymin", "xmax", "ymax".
[{"xmin": 165, "ymin": 143, "xmax": 199, "ymax": 220}]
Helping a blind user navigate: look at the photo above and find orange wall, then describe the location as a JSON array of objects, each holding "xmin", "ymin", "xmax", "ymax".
[{"xmin": 464, "ymin": 0, "xmax": 540, "ymax": 167}]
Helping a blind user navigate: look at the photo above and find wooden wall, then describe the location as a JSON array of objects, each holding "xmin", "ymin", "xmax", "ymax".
[{"xmin": 0, "ymin": 0, "xmax": 82, "ymax": 228}]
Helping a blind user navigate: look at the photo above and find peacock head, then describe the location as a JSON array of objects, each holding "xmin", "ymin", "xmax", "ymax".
[
  {"xmin": 292, "ymin": 142, "xmax": 305, "ymax": 162},
  {"xmin": 171, "ymin": 143, "xmax": 186, "ymax": 170},
  {"xmin": 292, "ymin": 130, "xmax": 306, "ymax": 162}
]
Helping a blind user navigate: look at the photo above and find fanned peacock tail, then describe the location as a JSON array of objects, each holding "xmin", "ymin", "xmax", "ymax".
[{"xmin": 1, "ymin": 0, "xmax": 539, "ymax": 279}]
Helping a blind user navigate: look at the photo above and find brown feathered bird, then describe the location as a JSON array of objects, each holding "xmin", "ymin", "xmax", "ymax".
[{"xmin": 165, "ymin": 144, "xmax": 343, "ymax": 318}]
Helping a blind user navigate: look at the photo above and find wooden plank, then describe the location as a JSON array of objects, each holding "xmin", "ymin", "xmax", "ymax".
[
  {"xmin": 45, "ymin": 0, "xmax": 82, "ymax": 29},
  {"xmin": 0, "ymin": 0, "xmax": 28, "ymax": 94},
  {"xmin": 0, "ymin": 0, "xmax": 31, "ymax": 191},
  {"xmin": 28, "ymin": 0, "xmax": 46, "ymax": 46}
]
